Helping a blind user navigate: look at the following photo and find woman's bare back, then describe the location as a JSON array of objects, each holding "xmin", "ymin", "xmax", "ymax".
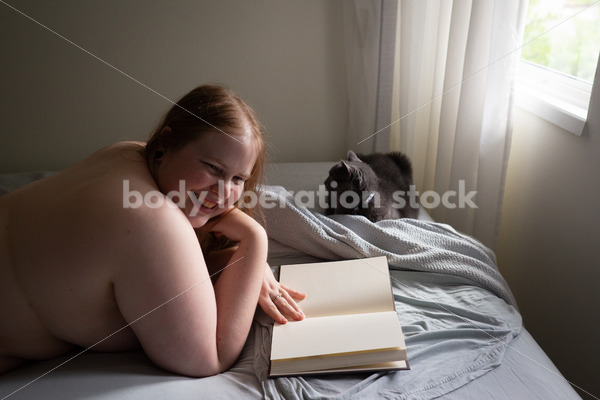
[{"xmin": 0, "ymin": 142, "xmax": 164, "ymax": 371}]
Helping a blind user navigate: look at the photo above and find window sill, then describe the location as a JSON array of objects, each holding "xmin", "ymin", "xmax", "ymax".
[
  {"xmin": 515, "ymin": 89, "xmax": 587, "ymax": 136},
  {"xmin": 515, "ymin": 61, "xmax": 591, "ymax": 136}
]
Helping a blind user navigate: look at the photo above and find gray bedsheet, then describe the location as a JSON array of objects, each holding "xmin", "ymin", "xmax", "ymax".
[{"xmin": 254, "ymin": 270, "xmax": 521, "ymax": 399}]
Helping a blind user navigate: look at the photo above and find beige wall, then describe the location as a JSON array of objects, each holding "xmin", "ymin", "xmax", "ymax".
[
  {"xmin": 497, "ymin": 87, "xmax": 600, "ymax": 395},
  {"xmin": 0, "ymin": 0, "xmax": 348, "ymax": 172}
]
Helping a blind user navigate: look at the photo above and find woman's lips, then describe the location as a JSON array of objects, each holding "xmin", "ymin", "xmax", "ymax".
[
  {"xmin": 190, "ymin": 192, "xmax": 220, "ymax": 210},
  {"xmin": 201, "ymin": 198, "xmax": 218, "ymax": 209}
]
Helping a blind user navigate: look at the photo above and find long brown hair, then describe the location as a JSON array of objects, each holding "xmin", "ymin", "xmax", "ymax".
[{"xmin": 144, "ymin": 84, "xmax": 266, "ymax": 250}]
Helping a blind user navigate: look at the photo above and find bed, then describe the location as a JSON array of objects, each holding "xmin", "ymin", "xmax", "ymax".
[{"xmin": 0, "ymin": 162, "xmax": 581, "ymax": 399}]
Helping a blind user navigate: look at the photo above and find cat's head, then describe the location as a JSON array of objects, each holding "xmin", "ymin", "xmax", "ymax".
[{"xmin": 324, "ymin": 150, "xmax": 379, "ymax": 216}]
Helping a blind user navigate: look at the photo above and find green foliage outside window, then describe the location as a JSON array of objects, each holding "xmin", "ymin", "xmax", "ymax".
[{"xmin": 521, "ymin": 0, "xmax": 600, "ymax": 82}]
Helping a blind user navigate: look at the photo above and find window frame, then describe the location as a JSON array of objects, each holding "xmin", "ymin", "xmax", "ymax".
[{"xmin": 515, "ymin": 60, "xmax": 594, "ymax": 136}]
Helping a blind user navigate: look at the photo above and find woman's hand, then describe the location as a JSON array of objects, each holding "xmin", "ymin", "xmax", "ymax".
[{"xmin": 259, "ymin": 265, "xmax": 306, "ymax": 324}]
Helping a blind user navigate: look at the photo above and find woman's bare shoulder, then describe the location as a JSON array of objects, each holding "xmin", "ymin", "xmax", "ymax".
[
  {"xmin": 86, "ymin": 141, "xmax": 146, "ymax": 164},
  {"xmin": 104, "ymin": 204, "xmax": 203, "ymax": 314},
  {"xmin": 100, "ymin": 140, "xmax": 146, "ymax": 152},
  {"xmin": 116, "ymin": 196, "xmax": 193, "ymax": 236},
  {"xmin": 53, "ymin": 141, "xmax": 152, "ymax": 192}
]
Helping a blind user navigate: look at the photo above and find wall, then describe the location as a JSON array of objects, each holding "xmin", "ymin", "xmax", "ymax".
[
  {"xmin": 0, "ymin": 0, "xmax": 347, "ymax": 172},
  {"xmin": 497, "ymin": 76, "xmax": 600, "ymax": 396}
]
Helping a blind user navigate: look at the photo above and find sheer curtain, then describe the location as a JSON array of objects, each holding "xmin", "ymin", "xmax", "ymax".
[{"xmin": 344, "ymin": 0, "xmax": 528, "ymax": 250}]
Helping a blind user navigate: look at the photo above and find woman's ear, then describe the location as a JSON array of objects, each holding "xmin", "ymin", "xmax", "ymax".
[{"xmin": 154, "ymin": 126, "xmax": 172, "ymax": 160}]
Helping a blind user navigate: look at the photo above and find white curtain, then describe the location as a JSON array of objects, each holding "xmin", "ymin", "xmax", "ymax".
[
  {"xmin": 342, "ymin": 0, "xmax": 383, "ymax": 155},
  {"xmin": 343, "ymin": 0, "xmax": 528, "ymax": 250}
]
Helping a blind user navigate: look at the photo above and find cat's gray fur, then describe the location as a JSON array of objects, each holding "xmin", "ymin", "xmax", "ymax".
[{"xmin": 324, "ymin": 150, "xmax": 419, "ymax": 222}]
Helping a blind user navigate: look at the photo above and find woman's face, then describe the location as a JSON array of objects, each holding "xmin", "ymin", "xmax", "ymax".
[{"xmin": 154, "ymin": 127, "xmax": 257, "ymax": 228}]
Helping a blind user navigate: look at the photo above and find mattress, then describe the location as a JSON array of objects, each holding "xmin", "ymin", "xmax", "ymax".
[{"xmin": 0, "ymin": 164, "xmax": 581, "ymax": 399}]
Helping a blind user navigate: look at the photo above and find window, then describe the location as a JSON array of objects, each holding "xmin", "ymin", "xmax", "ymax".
[{"xmin": 516, "ymin": 0, "xmax": 600, "ymax": 135}]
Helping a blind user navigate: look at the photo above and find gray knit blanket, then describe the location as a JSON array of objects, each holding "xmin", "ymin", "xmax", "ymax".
[{"xmin": 258, "ymin": 185, "xmax": 517, "ymax": 307}]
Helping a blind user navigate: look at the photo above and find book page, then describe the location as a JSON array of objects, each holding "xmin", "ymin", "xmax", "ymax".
[
  {"xmin": 271, "ymin": 310, "xmax": 405, "ymax": 361},
  {"xmin": 278, "ymin": 256, "xmax": 394, "ymax": 317}
]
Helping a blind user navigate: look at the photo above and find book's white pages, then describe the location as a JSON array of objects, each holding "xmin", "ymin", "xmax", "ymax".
[
  {"xmin": 270, "ymin": 256, "xmax": 408, "ymax": 377},
  {"xmin": 277, "ymin": 256, "xmax": 394, "ymax": 318},
  {"xmin": 270, "ymin": 311, "xmax": 406, "ymax": 375}
]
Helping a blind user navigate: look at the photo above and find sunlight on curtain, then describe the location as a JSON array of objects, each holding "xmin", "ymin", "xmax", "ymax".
[{"xmin": 386, "ymin": 0, "xmax": 528, "ymax": 249}]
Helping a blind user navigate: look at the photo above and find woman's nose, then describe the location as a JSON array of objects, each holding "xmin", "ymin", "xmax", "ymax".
[{"xmin": 211, "ymin": 179, "xmax": 232, "ymax": 198}]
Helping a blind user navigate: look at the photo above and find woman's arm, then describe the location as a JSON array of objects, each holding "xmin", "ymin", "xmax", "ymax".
[
  {"xmin": 204, "ymin": 247, "xmax": 306, "ymax": 325},
  {"xmin": 112, "ymin": 207, "xmax": 266, "ymax": 377},
  {"xmin": 202, "ymin": 208, "xmax": 268, "ymax": 370}
]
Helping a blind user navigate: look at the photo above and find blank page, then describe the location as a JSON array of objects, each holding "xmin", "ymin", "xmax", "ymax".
[
  {"xmin": 278, "ymin": 256, "xmax": 394, "ymax": 317},
  {"xmin": 271, "ymin": 310, "xmax": 405, "ymax": 361}
]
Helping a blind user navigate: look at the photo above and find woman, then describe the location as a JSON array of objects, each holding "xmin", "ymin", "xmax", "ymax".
[{"xmin": 0, "ymin": 85, "xmax": 305, "ymax": 377}]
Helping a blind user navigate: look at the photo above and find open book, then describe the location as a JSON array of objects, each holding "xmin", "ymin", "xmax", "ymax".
[{"xmin": 269, "ymin": 256, "xmax": 409, "ymax": 377}]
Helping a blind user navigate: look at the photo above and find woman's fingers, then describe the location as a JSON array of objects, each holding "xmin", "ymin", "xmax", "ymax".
[
  {"xmin": 262, "ymin": 288, "xmax": 304, "ymax": 324},
  {"xmin": 280, "ymin": 283, "xmax": 307, "ymax": 301},
  {"xmin": 274, "ymin": 289, "xmax": 305, "ymax": 321},
  {"xmin": 259, "ymin": 265, "xmax": 306, "ymax": 324},
  {"xmin": 263, "ymin": 297, "xmax": 287, "ymax": 325}
]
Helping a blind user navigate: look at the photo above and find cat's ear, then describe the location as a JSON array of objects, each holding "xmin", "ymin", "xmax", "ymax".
[
  {"xmin": 340, "ymin": 160, "xmax": 352, "ymax": 174},
  {"xmin": 347, "ymin": 150, "xmax": 361, "ymax": 162}
]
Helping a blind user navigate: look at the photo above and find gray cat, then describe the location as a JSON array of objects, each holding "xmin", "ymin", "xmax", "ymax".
[{"xmin": 324, "ymin": 150, "xmax": 419, "ymax": 221}]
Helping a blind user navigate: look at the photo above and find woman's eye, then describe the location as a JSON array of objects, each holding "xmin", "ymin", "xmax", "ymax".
[
  {"xmin": 203, "ymin": 162, "xmax": 221, "ymax": 173},
  {"xmin": 233, "ymin": 176, "xmax": 246, "ymax": 184}
]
